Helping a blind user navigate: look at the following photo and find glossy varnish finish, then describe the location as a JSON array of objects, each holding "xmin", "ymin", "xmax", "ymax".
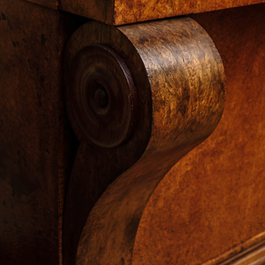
[
  {"xmin": 23, "ymin": 0, "xmax": 265, "ymax": 25},
  {"xmin": 63, "ymin": 17, "xmax": 225, "ymax": 265},
  {"xmin": 113, "ymin": 0, "xmax": 265, "ymax": 25},
  {"xmin": 132, "ymin": 4, "xmax": 265, "ymax": 265},
  {"xmin": 1, "ymin": 1, "xmax": 264, "ymax": 265}
]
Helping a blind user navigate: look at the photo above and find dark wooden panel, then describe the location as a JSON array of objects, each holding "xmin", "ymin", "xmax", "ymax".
[
  {"xmin": 132, "ymin": 3, "xmax": 265, "ymax": 265},
  {"xmin": 0, "ymin": 1, "xmax": 78, "ymax": 264},
  {"xmin": 59, "ymin": 0, "xmax": 114, "ymax": 25},
  {"xmin": 25, "ymin": 0, "xmax": 58, "ymax": 10}
]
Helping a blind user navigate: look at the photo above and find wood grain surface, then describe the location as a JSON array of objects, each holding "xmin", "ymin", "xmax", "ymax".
[
  {"xmin": 63, "ymin": 17, "xmax": 225, "ymax": 265},
  {"xmin": 132, "ymin": 3, "xmax": 265, "ymax": 265},
  {"xmin": 0, "ymin": 0, "xmax": 81, "ymax": 264},
  {"xmin": 219, "ymin": 239, "xmax": 265, "ymax": 265},
  {"xmin": 23, "ymin": 0, "xmax": 265, "ymax": 25},
  {"xmin": 25, "ymin": 0, "xmax": 58, "ymax": 10},
  {"xmin": 63, "ymin": 18, "xmax": 153, "ymax": 265},
  {"xmin": 59, "ymin": 0, "xmax": 265, "ymax": 25},
  {"xmin": 2, "ymin": 1, "xmax": 264, "ymax": 265},
  {"xmin": 203, "ymin": 233, "xmax": 265, "ymax": 265},
  {"xmin": 114, "ymin": 0, "xmax": 265, "ymax": 25}
]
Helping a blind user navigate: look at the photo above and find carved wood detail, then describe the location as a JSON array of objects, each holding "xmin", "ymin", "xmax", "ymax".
[{"xmin": 63, "ymin": 17, "xmax": 226, "ymax": 265}]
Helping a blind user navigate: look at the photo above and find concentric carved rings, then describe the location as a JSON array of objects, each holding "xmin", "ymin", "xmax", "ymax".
[{"xmin": 68, "ymin": 45, "xmax": 137, "ymax": 148}]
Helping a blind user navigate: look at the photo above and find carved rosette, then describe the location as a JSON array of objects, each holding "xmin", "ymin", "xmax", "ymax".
[{"xmin": 63, "ymin": 17, "xmax": 226, "ymax": 265}]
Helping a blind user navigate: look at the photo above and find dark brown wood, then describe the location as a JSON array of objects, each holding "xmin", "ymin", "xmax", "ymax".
[
  {"xmin": 63, "ymin": 19, "xmax": 154, "ymax": 265},
  {"xmin": 0, "ymin": 0, "xmax": 82, "ymax": 264},
  {"xmin": 63, "ymin": 17, "xmax": 225, "ymax": 265},
  {"xmin": 59, "ymin": 0, "xmax": 114, "ymax": 25},
  {"xmin": 1, "ymin": 1, "xmax": 265, "ymax": 265},
  {"xmin": 131, "ymin": 4, "xmax": 265, "ymax": 265},
  {"xmin": 67, "ymin": 44, "xmax": 137, "ymax": 148},
  {"xmin": 25, "ymin": 0, "xmax": 58, "ymax": 10}
]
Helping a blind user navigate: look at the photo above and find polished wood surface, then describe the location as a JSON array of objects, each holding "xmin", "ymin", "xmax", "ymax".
[
  {"xmin": 1, "ymin": 0, "xmax": 265, "ymax": 264},
  {"xmin": 219, "ymin": 239, "xmax": 265, "ymax": 265},
  {"xmin": 132, "ymin": 4, "xmax": 265, "ymax": 265},
  {"xmin": 0, "ymin": 0, "xmax": 80, "ymax": 264},
  {"xmin": 23, "ymin": 0, "xmax": 265, "ymax": 25},
  {"xmin": 63, "ymin": 17, "xmax": 225, "ymax": 265},
  {"xmin": 113, "ymin": 0, "xmax": 265, "ymax": 25}
]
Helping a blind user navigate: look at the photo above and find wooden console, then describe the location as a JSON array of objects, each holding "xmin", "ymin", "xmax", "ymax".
[{"xmin": 0, "ymin": 1, "xmax": 264, "ymax": 264}]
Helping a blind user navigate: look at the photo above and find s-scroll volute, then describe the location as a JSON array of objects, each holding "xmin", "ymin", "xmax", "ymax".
[
  {"xmin": 63, "ymin": 17, "xmax": 225, "ymax": 265},
  {"xmin": 67, "ymin": 44, "xmax": 138, "ymax": 148}
]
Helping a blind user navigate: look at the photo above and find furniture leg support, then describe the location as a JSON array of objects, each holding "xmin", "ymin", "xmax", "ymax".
[{"xmin": 63, "ymin": 17, "xmax": 226, "ymax": 265}]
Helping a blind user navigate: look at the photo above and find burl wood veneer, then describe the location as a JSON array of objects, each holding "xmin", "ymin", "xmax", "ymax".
[
  {"xmin": 25, "ymin": 0, "xmax": 265, "ymax": 25},
  {"xmin": 1, "ymin": 0, "xmax": 265, "ymax": 265},
  {"xmin": 132, "ymin": 4, "xmax": 265, "ymax": 265}
]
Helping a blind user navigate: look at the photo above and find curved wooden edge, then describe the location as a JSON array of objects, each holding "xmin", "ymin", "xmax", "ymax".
[
  {"xmin": 220, "ymin": 240, "xmax": 265, "ymax": 265},
  {"xmin": 63, "ymin": 17, "xmax": 226, "ymax": 265},
  {"xmin": 203, "ymin": 232, "xmax": 265, "ymax": 265},
  {"xmin": 63, "ymin": 19, "xmax": 153, "ymax": 265}
]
